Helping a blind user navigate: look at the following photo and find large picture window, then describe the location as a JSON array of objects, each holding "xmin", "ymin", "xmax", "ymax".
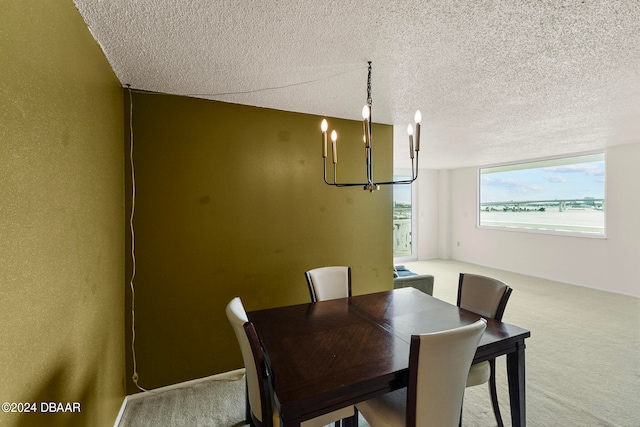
[{"xmin": 479, "ymin": 153, "xmax": 605, "ymax": 236}]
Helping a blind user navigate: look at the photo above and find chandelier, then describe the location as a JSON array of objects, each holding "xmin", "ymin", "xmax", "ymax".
[{"xmin": 320, "ymin": 62, "xmax": 421, "ymax": 192}]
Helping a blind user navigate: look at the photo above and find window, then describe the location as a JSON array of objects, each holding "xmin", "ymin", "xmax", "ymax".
[
  {"xmin": 479, "ymin": 153, "xmax": 605, "ymax": 236},
  {"xmin": 393, "ymin": 178, "xmax": 413, "ymax": 257}
]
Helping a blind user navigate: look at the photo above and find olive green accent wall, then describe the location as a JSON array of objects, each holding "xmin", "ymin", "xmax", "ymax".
[
  {"xmin": 126, "ymin": 92, "xmax": 394, "ymax": 392},
  {"xmin": 0, "ymin": 1, "xmax": 125, "ymax": 426}
]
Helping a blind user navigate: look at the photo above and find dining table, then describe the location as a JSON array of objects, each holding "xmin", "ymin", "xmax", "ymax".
[{"xmin": 247, "ymin": 287, "xmax": 531, "ymax": 427}]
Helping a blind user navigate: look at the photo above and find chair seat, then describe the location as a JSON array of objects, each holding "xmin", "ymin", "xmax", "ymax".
[
  {"xmin": 466, "ymin": 361, "xmax": 490, "ymax": 387},
  {"xmin": 356, "ymin": 388, "xmax": 407, "ymax": 427},
  {"xmin": 273, "ymin": 404, "xmax": 355, "ymax": 427}
]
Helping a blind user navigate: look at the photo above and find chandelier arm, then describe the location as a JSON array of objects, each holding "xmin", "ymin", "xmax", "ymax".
[
  {"xmin": 374, "ymin": 177, "xmax": 417, "ymax": 186},
  {"xmin": 335, "ymin": 183, "xmax": 372, "ymax": 187},
  {"xmin": 324, "ymin": 180, "xmax": 374, "ymax": 187},
  {"xmin": 322, "ymin": 157, "xmax": 337, "ymax": 185},
  {"xmin": 323, "ymin": 157, "xmax": 372, "ymax": 187},
  {"xmin": 323, "ymin": 158, "xmax": 327, "ymax": 181}
]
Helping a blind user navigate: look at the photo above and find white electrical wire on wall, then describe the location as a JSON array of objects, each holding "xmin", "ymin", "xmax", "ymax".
[{"xmin": 128, "ymin": 85, "xmax": 149, "ymax": 393}]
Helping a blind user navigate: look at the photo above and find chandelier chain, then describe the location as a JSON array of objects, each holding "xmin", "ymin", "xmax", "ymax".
[{"xmin": 366, "ymin": 61, "xmax": 372, "ymax": 108}]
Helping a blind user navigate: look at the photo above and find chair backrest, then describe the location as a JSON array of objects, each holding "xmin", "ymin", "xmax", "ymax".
[
  {"xmin": 456, "ymin": 273, "xmax": 512, "ymax": 320},
  {"xmin": 305, "ymin": 266, "xmax": 351, "ymax": 302},
  {"xmin": 226, "ymin": 297, "xmax": 267, "ymax": 425},
  {"xmin": 406, "ymin": 319, "xmax": 487, "ymax": 427},
  {"xmin": 243, "ymin": 321, "xmax": 274, "ymax": 427}
]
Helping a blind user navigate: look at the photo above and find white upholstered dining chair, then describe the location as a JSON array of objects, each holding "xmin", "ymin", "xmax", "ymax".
[
  {"xmin": 305, "ymin": 266, "xmax": 351, "ymax": 302},
  {"xmin": 226, "ymin": 297, "xmax": 355, "ymax": 427},
  {"xmin": 356, "ymin": 319, "xmax": 487, "ymax": 427},
  {"xmin": 457, "ymin": 273, "xmax": 513, "ymax": 427}
]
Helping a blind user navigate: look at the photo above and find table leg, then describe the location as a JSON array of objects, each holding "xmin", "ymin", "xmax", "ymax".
[{"xmin": 506, "ymin": 341, "xmax": 526, "ymax": 427}]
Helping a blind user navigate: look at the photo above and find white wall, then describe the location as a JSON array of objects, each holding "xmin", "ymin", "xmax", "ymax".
[
  {"xmin": 444, "ymin": 143, "xmax": 640, "ymax": 297},
  {"xmin": 394, "ymin": 124, "xmax": 441, "ymax": 261},
  {"xmin": 414, "ymin": 169, "xmax": 441, "ymax": 260}
]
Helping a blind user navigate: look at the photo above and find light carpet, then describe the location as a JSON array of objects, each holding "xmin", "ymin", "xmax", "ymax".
[
  {"xmin": 119, "ymin": 259, "xmax": 640, "ymax": 427},
  {"xmin": 118, "ymin": 369, "xmax": 247, "ymax": 427}
]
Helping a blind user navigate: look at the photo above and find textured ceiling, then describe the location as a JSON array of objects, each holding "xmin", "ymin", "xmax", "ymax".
[{"xmin": 73, "ymin": 0, "xmax": 640, "ymax": 169}]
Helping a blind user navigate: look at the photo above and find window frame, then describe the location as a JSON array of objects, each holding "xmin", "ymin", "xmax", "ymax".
[
  {"xmin": 477, "ymin": 152, "xmax": 607, "ymax": 239},
  {"xmin": 393, "ymin": 170, "xmax": 418, "ymax": 261}
]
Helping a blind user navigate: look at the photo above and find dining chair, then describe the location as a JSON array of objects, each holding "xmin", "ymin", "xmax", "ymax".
[
  {"xmin": 457, "ymin": 273, "xmax": 513, "ymax": 427},
  {"xmin": 305, "ymin": 266, "xmax": 351, "ymax": 302},
  {"xmin": 355, "ymin": 319, "xmax": 487, "ymax": 427},
  {"xmin": 226, "ymin": 297, "xmax": 356, "ymax": 427}
]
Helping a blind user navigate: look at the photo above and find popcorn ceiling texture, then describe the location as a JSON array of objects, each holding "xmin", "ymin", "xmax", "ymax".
[{"xmin": 73, "ymin": 0, "xmax": 640, "ymax": 169}]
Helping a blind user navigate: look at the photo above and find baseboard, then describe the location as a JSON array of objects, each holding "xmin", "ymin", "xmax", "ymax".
[
  {"xmin": 113, "ymin": 396, "xmax": 129, "ymax": 427},
  {"xmin": 112, "ymin": 368, "xmax": 245, "ymax": 427}
]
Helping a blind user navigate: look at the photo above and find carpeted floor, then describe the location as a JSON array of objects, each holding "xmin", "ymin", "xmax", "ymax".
[
  {"xmin": 119, "ymin": 259, "xmax": 640, "ymax": 427},
  {"xmin": 118, "ymin": 369, "xmax": 248, "ymax": 427}
]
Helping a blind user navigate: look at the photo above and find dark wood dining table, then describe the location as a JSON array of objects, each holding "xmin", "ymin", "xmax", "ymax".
[{"xmin": 247, "ymin": 287, "xmax": 530, "ymax": 427}]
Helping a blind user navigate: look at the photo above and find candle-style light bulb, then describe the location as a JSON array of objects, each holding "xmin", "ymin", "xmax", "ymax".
[
  {"xmin": 321, "ymin": 119, "xmax": 328, "ymax": 158},
  {"xmin": 407, "ymin": 124, "xmax": 415, "ymax": 159},
  {"xmin": 414, "ymin": 110, "xmax": 422, "ymax": 152},
  {"xmin": 331, "ymin": 130, "xmax": 338, "ymax": 164},
  {"xmin": 362, "ymin": 105, "xmax": 370, "ymax": 120}
]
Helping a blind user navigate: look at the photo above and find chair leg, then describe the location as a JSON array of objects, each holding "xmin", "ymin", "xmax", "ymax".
[
  {"xmin": 245, "ymin": 377, "xmax": 251, "ymax": 424},
  {"xmin": 459, "ymin": 392, "xmax": 464, "ymax": 427},
  {"xmin": 488, "ymin": 359, "xmax": 504, "ymax": 427}
]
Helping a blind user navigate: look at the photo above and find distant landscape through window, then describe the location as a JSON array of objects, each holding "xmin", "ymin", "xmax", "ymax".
[
  {"xmin": 479, "ymin": 153, "xmax": 605, "ymax": 236},
  {"xmin": 393, "ymin": 178, "xmax": 412, "ymax": 257}
]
